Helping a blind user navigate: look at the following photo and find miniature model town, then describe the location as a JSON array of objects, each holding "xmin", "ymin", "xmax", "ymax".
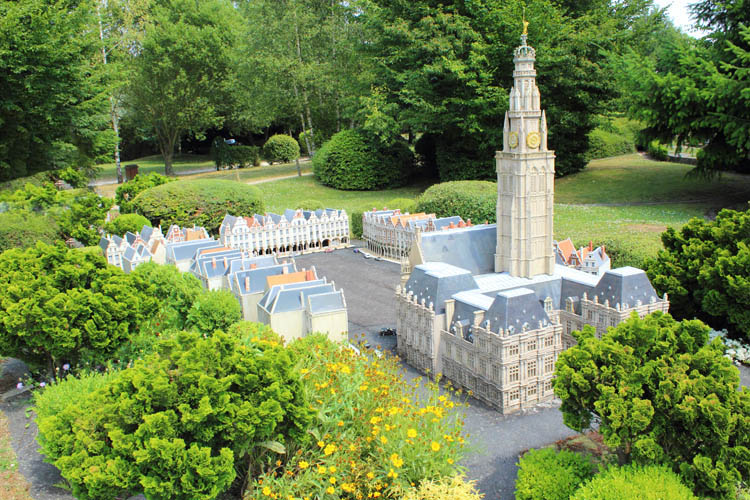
[{"xmin": 395, "ymin": 33, "xmax": 669, "ymax": 414}]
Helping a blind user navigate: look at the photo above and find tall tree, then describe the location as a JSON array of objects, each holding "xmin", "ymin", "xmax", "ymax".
[
  {"xmin": 0, "ymin": 0, "xmax": 114, "ymax": 182},
  {"xmin": 126, "ymin": 0, "xmax": 239, "ymax": 175}
]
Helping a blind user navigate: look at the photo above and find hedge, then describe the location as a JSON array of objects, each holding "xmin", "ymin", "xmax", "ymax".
[
  {"xmin": 295, "ymin": 199, "xmax": 325, "ymax": 211},
  {"xmin": 211, "ymin": 138, "xmax": 260, "ymax": 169},
  {"xmin": 0, "ymin": 211, "xmax": 59, "ymax": 252},
  {"xmin": 263, "ymin": 134, "xmax": 300, "ymax": 164},
  {"xmin": 570, "ymin": 465, "xmax": 697, "ymax": 500},
  {"xmin": 132, "ymin": 179, "xmax": 264, "ymax": 234},
  {"xmin": 514, "ymin": 448, "xmax": 596, "ymax": 500},
  {"xmin": 415, "ymin": 180, "xmax": 497, "ymax": 223},
  {"xmin": 587, "ymin": 128, "xmax": 635, "ymax": 160},
  {"xmin": 116, "ymin": 172, "xmax": 174, "ymax": 213},
  {"xmin": 647, "ymin": 140, "xmax": 669, "ymax": 161},
  {"xmin": 389, "ymin": 197, "xmax": 417, "ymax": 214},
  {"xmin": 313, "ymin": 129, "xmax": 413, "ymax": 190},
  {"xmin": 103, "ymin": 213, "xmax": 150, "ymax": 236}
]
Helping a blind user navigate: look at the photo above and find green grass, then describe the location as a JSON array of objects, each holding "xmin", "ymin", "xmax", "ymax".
[
  {"xmin": 555, "ymin": 154, "xmax": 750, "ymax": 208},
  {"xmin": 260, "ymin": 176, "xmax": 427, "ymax": 214},
  {"xmin": 95, "ymin": 154, "xmax": 214, "ymax": 181}
]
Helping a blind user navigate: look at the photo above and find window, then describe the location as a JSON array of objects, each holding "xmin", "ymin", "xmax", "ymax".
[
  {"xmin": 527, "ymin": 385, "xmax": 537, "ymax": 397},
  {"xmin": 544, "ymin": 380, "xmax": 554, "ymax": 392},
  {"xmin": 544, "ymin": 355, "xmax": 554, "ymax": 374},
  {"xmin": 492, "ymin": 364, "xmax": 499, "ymax": 382},
  {"xmin": 527, "ymin": 360, "xmax": 537, "ymax": 378},
  {"xmin": 509, "ymin": 365, "xmax": 519, "ymax": 383},
  {"xmin": 479, "ymin": 359, "xmax": 486, "ymax": 376},
  {"xmin": 544, "ymin": 335, "xmax": 554, "ymax": 348},
  {"xmin": 527, "ymin": 340, "xmax": 537, "ymax": 352},
  {"xmin": 509, "ymin": 345, "xmax": 519, "ymax": 357},
  {"xmin": 509, "ymin": 389, "xmax": 520, "ymax": 402}
]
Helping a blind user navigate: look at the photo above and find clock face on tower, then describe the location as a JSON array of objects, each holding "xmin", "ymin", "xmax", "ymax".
[
  {"xmin": 508, "ymin": 131, "xmax": 519, "ymax": 149},
  {"xmin": 526, "ymin": 131, "xmax": 541, "ymax": 149}
]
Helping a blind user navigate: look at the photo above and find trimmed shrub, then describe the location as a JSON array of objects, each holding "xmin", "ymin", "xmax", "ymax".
[
  {"xmin": 263, "ymin": 134, "xmax": 300, "ymax": 164},
  {"xmin": 587, "ymin": 128, "xmax": 635, "ymax": 160},
  {"xmin": 103, "ymin": 213, "xmax": 150, "ymax": 236},
  {"xmin": 295, "ymin": 199, "xmax": 325, "ymax": 211},
  {"xmin": 116, "ymin": 172, "xmax": 174, "ymax": 213},
  {"xmin": 401, "ymin": 475, "xmax": 483, "ymax": 500},
  {"xmin": 56, "ymin": 191, "xmax": 112, "ymax": 246},
  {"xmin": 350, "ymin": 210, "xmax": 364, "ymax": 239},
  {"xmin": 0, "ymin": 211, "xmax": 59, "ymax": 252},
  {"xmin": 130, "ymin": 262, "xmax": 203, "ymax": 330},
  {"xmin": 313, "ymin": 129, "xmax": 414, "ymax": 190},
  {"xmin": 186, "ymin": 289, "xmax": 242, "ymax": 334},
  {"xmin": 211, "ymin": 138, "xmax": 259, "ymax": 169},
  {"xmin": 35, "ymin": 330, "xmax": 313, "ymax": 500},
  {"xmin": 416, "ymin": 180, "xmax": 497, "ymax": 223},
  {"xmin": 389, "ymin": 197, "xmax": 417, "ymax": 214},
  {"xmin": 570, "ymin": 465, "xmax": 697, "ymax": 500},
  {"xmin": 515, "ymin": 448, "xmax": 596, "ymax": 500},
  {"xmin": 647, "ymin": 140, "xmax": 669, "ymax": 161},
  {"xmin": 132, "ymin": 179, "xmax": 264, "ymax": 234}
]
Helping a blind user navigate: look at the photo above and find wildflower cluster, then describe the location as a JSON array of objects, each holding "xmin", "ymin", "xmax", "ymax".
[{"xmin": 246, "ymin": 334, "xmax": 469, "ymax": 499}]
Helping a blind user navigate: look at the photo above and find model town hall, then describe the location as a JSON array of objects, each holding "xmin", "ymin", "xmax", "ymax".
[{"xmin": 395, "ymin": 32, "xmax": 670, "ymax": 414}]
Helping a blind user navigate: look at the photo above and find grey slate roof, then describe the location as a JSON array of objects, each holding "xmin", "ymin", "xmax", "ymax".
[
  {"xmin": 123, "ymin": 243, "xmax": 151, "ymax": 263},
  {"xmin": 227, "ymin": 255, "xmax": 279, "ymax": 275},
  {"xmin": 140, "ymin": 225, "xmax": 154, "ymax": 241},
  {"xmin": 258, "ymin": 279, "xmax": 328, "ymax": 309},
  {"xmin": 484, "ymin": 288, "xmax": 550, "ymax": 333},
  {"xmin": 194, "ymin": 250, "xmax": 243, "ymax": 278},
  {"xmin": 260, "ymin": 282, "xmax": 335, "ymax": 314},
  {"xmin": 232, "ymin": 263, "xmax": 297, "ymax": 295},
  {"xmin": 432, "ymin": 216, "xmax": 464, "ymax": 230},
  {"xmin": 99, "ymin": 237, "xmax": 111, "ymax": 252},
  {"xmin": 404, "ymin": 262, "xmax": 477, "ymax": 314},
  {"xmin": 166, "ymin": 239, "xmax": 220, "ymax": 263},
  {"xmin": 591, "ymin": 267, "xmax": 660, "ymax": 308},
  {"xmin": 419, "ymin": 224, "xmax": 496, "ymax": 275},
  {"xmin": 308, "ymin": 290, "xmax": 346, "ymax": 314}
]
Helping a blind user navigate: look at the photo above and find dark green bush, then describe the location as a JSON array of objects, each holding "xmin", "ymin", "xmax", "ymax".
[
  {"xmin": 416, "ymin": 180, "xmax": 497, "ymax": 223},
  {"xmin": 0, "ymin": 211, "xmax": 59, "ymax": 251},
  {"xmin": 186, "ymin": 289, "xmax": 242, "ymax": 334},
  {"xmin": 350, "ymin": 211, "xmax": 364, "ymax": 239},
  {"xmin": 647, "ymin": 140, "xmax": 669, "ymax": 161},
  {"xmin": 263, "ymin": 134, "xmax": 300, "ymax": 164},
  {"xmin": 116, "ymin": 172, "xmax": 174, "ymax": 213},
  {"xmin": 131, "ymin": 262, "xmax": 203, "ymax": 330},
  {"xmin": 132, "ymin": 179, "xmax": 264, "ymax": 234},
  {"xmin": 587, "ymin": 128, "xmax": 635, "ymax": 160},
  {"xmin": 295, "ymin": 199, "xmax": 325, "ymax": 211},
  {"xmin": 211, "ymin": 138, "xmax": 260, "ymax": 169},
  {"xmin": 103, "ymin": 213, "xmax": 150, "ymax": 236},
  {"xmin": 56, "ymin": 191, "xmax": 113, "ymax": 247},
  {"xmin": 35, "ymin": 330, "xmax": 313, "ymax": 500},
  {"xmin": 515, "ymin": 448, "xmax": 596, "ymax": 500},
  {"xmin": 570, "ymin": 465, "xmax": 697, "ymax": 500},
  {"xmin": 313, "ymin": 129, "xmax": 413, "ymax": 190}
]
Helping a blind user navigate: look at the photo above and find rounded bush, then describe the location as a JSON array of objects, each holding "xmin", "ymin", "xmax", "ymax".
[
  {"xmin": 570, "ymin": 465, "xmax": 697, "ymax": 500},
  {"xmin": 313, "ymin": 129, "xmax": 413, "ymax": 190},
  {"xmin": 515, "ymin": 448, "xmax": 596, "ymax": 500},
  {"xmin": 186, "ymin": 289, "xmax": 242, "ymax": 334},
  {"xmin": 0, "ymin": 211, "xmax": 59, "ymax": 252},
  {"xmin": 416, "ymin": 180, "xmax": 497, "ymax": 223},
  {"xmin": 132, "ymin": 179, "xmax": 264, "ymax": 234},
  {"xmin": 103, "ymin": 213, "xmax": 150, "ymax": 236},
  {"xmin": 35, "ymin": 330, "xmax": 313, "ymax": 500},
  {"xmin": 116, "ymin": 172, "xmax": 174, "ymax": 214},
  {"xmin": 295, "ymin": 199, "xmax": 325, "ymax": 211},
  {"xmin": 263, "ymin": 134, "xmax": 300, "ymax": 164},
  {"xmin": 389, "ymin": 197, "xmax": 417, "ymax": 213}
]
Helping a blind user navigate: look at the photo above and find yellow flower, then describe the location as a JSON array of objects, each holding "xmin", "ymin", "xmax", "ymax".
[
  {"xmin": 318, "ymin": 465, "xmax": 327, "ymax": 474},
  {"xmin": 447, "ymin": 458, "xmax": 454, "ymax": 464},
  {"xmin": 431, "ymin": 441, "xmax": 441, "ymax": 452},
  {"xmin": 298, "ymin": 460, "xmax": 309, "ymax": 469},
  {"xmin": 387, "ymin": 468, "xmax": 398, "ymax": 478},
  {"xmin": 390, "ymin": 453, "xmax": 403, "ymax": 468},
  {"xmin": 359, "ymin": 384, "xmax": 369, "ymax": 391},
  {"xmin": 337, "ymin": 420, "xmax": 345, "ymax": 427},
  {"xmin": 329, "ymin": 466, "xmax": 337, "ymax": 474},
  {"xmin": 263, "ymin": 486, "xmax": 272, "ymax": 496},
  {"xmin": 317, "ymin": 440, "xmax": 325, "ymax": 448},
  {"xmin": 300, "ymin": 368, "xmax": 309, "ymax": 374},
  {"xmin": 370, "ymin": 416, "xmax": 381, "ymax": 425},
  {"xmin": 380, "ymin": 435, "xmax": 388, "ymax": 444},
  {"xmin": 366, "ymin": 472, "xmax": 375, "ymax": 480},
  {"xmin": 324, "ymin": 443, "xmax": 337, "ymax": 456},
  {"xmin": 407, "ymin": 428, "xmax": 417, "ymax": 438},
  {"xmin": 329, "ymin": 477, "xmax": 337, "ymax": 485},
  {"xmin": 326, "ymin": 486, "xmax": 335, "ymax": 494},
  {"xmin": 342, "ymin": 483, "xmax": 355, "ymax": 493},
  {"xmin": 340, "ymin": 365, "xmax": 351, "ymax": 374},
  {"xmin": 349, "ymin": 443, "xmax": 357, "ymax": 451}
]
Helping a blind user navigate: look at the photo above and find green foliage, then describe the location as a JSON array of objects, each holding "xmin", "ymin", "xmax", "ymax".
[
  {"xmin": 0, "ymin": 243, "xmax": 155, "ymax": 377},
  {"xmin": 0, "ymin": 182, "xmax": 60, "ymax": 211},
  {"xmin": 0, "ymin": 0, "xmax": 114, "ymax": 182},
  {"xmin": 584, "ymin": 238, "xmax": 647, "ymax": 269},
  {"xmin": 313, "ymin": 129, "xmax": 413, "ymax": 190},
  {"xmin": 56, "ymin": 192, "xmax": 113, "ymax": 246},
  {"xmin": 515, "ymin": 448, "xmax": 596, "ymax": 500},
  {"xmin": 210, "ymin": 138, "xmax": 260, "ymax": 169},
  {"xmin": 130, "ymin": 262, "xmax": 204, "ymax": 331},
  {"xmin": 587, "ymin": 128, "xmax": 635, "ymax": 160},
  {"xmin": 115, "ymin": 172, "xmax": 175, "ymax": 214},
  {"xmin": 35, "ymin": 330, "xmax": 313, "ymax": 500},
  {"xmin": 350, "ymin": 211, "xmax": 364, "ymax": 239},
  {"xmin": 298, "ymin": 130, "xmax": 326, "ymax": 156},
  {"xmin": 646, "ymin": 140, "xmax": 669, "ymax": 161},
  {"xmin": 132, "ymin": 179, "xmax": 264, "ymax": 234},
  {"xmin": 646, "ymin": 207, "xmax": 750, "ymax": 342},
  {"xmin": 416, "ymin": 181, "xmax": 497, "ymax": 224},
  {"xmin": 0, "ymin": 211, "xmax": 59, "ymax": 252},
  {"xmin": 570, "ymin": 465, "xmax": 698, "ymax": 500},
  {"xmin": 401, "ymin": 475, "xmax": 483, "ymax": 500},
  {"xmin": 388, "ymin": 197, "xmax": 417, "ymax": 214},
  {"xmin": 186, "ymin": 289, "xmax": 242, "ymax": 335},
  {"xmin": 34, "ymin": 370, "xmax": 118, "ymax": 424},
  {"xmin": 295, "ymin": 199, "xmax": 325, "ymax": 211},
  {"xmin": 555, "ymin": 311, "xmax": 750, "ymax": 499},
  {"xmin": 103, "ymin": 213, "xmax": 150, "ymax": 236},
  {"xmin": 263, "ymin": 134, "xmax": 300, "ymax": 164}
]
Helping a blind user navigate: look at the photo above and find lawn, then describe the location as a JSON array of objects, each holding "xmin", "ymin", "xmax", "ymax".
[{"xmin": 95, "ymin": 154, "xmax": 214, "ymax": 181}]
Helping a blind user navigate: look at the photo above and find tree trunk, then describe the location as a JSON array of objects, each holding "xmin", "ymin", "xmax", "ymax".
[
  {"xmin": 163, "ymin": 148, "xmax": 175, "ymax": 176},
  {"xmin": 97, "ymin": 0, "xmax": 124, "ymax": 184},
  {"xmin": 293, "ymin": 9, "xmax": 316, "ymax": 156},
  {"xmin": 295, "ymin": 157, "xmax": 301, "ymax": 177}
]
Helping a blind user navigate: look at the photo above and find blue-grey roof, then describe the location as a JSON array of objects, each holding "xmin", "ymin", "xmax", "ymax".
[
  {"xmin": 140, "ymin": 225, "xmax": 154, "ymax": 241},
  {"xmin": 194, "ymin": 250, "xmax": 243, "ymax": 278},
  {"xmin": 99, "ymin": 237, "xmax": 111, "ymax": 252},
  {"xmin": 419, "ymin": 224, "xmax": 496, "ymax": 275},
  {"xmin": 166, "ymin": 239, "xmax": 220, "ymax": 262},
  {"xmin": 260, "ymin": 282, "xmax": 335, "ymax": 314},
  {"xmin": 484, "ymin": 288, "xmax": 550, "ymax": 334},
  {"xmin": 227, "ymin": 255, "xmax": 279, "ymax": 275},
  {"xmin": 232, "ymin": 263, "xmax": 297, "ymax": 294},
  {"xmin": 124, "ymin": 231, "xmax": 138, "ymax": 245},
  {"xmin": 432, "ymin": 216, "xmax": 464, "ymax": 230},
  {"xmin": 123, "ymin": 244, "xmax": 151, "ymax": 263},
  {"xmin": 308, "ymin": 290, "xmax": 346, "ymax": 314},
  {"xmin": 591, "ymin": 267, "xmax": 659, "ymax": 308},
  {"xmin": 404, "ymin": 263, "xmax": 477, "ymax": 314}
]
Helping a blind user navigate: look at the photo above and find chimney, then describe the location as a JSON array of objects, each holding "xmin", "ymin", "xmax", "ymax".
[
  {"xmin": 250, "ymin": 263, "xmax": 257, "ymax": 270},
  {"xmin": 282, "ymin": 266, "xmax": 288, "ymax": 274},
  {"xmin": 466, "ymin": 219, "xmax": 472, "ymax": 226},
  {"xmin": 449, "ymin": 222, "xmax": 455, "ymax": 229},
  {"xmin": 601, "ymin": 245, "xmax": 606, "ymax": 257},
  {"xmin": 223, "ymin": 256, "xmax": 228, "ymax": 268},
  {"xmin": 484, "ymin": 220, "xmax": 489, "ymax": 225},
  {"xmin": 305, "ymin": 269, "xmax": 315, "ymax": 281},
  {"xmin": 458, "ymin": 221, "xmax": 466, "ymax": 228},
  {"xmin": 589, "ymin": 240, "xmax": 593, "ymax": 251},
  {"xmin": 211, "ymin": 257, "xmax": 216, "ymax": 269},
  {"xmin": 244, "ymin": 276, "xmax": 250, "ymax": 290}
]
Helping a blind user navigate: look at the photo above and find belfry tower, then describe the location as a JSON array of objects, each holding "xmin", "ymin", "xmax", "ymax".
[{"xmin": 494, "ymin": 28, "xmax": 555, "ymax": 278}]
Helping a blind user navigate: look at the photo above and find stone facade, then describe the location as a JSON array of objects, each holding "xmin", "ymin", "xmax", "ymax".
[{"xmin": 220, "ymin": 209, "xmax": 349, "ymax": 256}]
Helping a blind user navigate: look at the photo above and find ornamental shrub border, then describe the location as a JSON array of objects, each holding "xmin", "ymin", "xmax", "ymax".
[
  {"xmin": 415, "ymin": 180, "xmax": 497, "ymax": 224},
  {"xmin": 263, "ymin": 134, "xmax": 300, "ymax": 164}
]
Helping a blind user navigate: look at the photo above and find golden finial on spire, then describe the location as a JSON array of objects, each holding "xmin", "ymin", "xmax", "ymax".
[{"xmin": 522, "ymin": 7, "xmax": 529, "ymax": 35}]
